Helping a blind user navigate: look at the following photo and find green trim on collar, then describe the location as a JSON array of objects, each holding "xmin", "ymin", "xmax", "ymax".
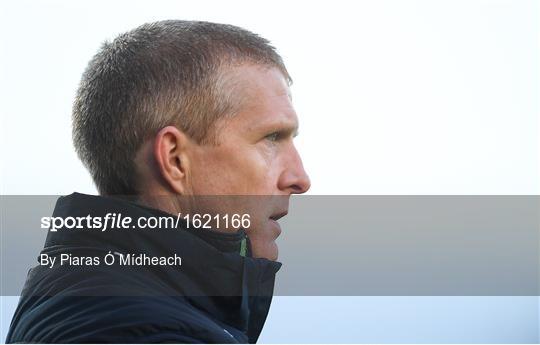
[{"xmin": 239, "ymin": 238, "xmax": 247, "ymax": 257}]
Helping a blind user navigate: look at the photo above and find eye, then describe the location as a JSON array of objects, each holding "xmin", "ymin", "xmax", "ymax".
[{"xmin": 265, "ymin": 132, "xmax": 280, "ymax": 142}]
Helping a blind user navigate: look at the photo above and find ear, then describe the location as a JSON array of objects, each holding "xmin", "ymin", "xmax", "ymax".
[{"xmin": 153, "ymin": 126, "xmax": 191, "ymax": 194}]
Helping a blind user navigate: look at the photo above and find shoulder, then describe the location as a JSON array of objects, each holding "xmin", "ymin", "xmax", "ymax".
[{"xmin": 8, "ymin": 295, "xmax": 238, "ymax": 343}]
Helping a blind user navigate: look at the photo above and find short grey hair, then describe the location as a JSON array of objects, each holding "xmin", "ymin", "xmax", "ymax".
[{"xmin": 72, "ymin": 20, "xmax": 291, "ymax": 195}]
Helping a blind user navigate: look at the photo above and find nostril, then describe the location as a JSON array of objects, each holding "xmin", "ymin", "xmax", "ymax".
[
  {"xmin": 291, "ymin": 180, "xmax": 309, "ymax": 194},
  {"xmin": 297, "ymin": 174, "xmax": 311, "ymax": 194}
]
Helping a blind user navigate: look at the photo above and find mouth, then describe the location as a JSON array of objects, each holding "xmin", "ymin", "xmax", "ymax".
[
  {"xmin": 269, "ymin": 210, "xmax": 288, "ymax": 222},
  {"xmin": 269, "ymin": 210, "xmax": 288, "ymax": 238}
]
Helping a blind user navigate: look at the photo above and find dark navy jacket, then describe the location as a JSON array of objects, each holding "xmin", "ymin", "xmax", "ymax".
[{"xmin": 7, "ymin": 193, "xmax": 281, "ymax": 343}]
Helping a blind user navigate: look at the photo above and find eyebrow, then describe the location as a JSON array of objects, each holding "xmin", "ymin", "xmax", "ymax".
[
  {"xmin": 244, "ymin": 107, "xmax": 300, "ymax": 138},
  {"xmin": 266, "ymin": 122, "xmax": 299, "ymax": 137}
]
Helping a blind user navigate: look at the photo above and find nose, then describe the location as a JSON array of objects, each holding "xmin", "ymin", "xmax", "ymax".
[{"xmin": 277, "ymin": 145, "xmax": 311, "ymax": 194}]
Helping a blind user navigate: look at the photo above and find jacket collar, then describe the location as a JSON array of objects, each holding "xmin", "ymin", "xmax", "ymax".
[{"xmin": 45, "ymin": 192, "xmax": 282, "ymax": 342}]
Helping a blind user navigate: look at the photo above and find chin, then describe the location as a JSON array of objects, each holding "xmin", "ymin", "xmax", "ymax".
[{"xmin": 251, "ymin": 241, "xmax": 278, "ymax": 261}]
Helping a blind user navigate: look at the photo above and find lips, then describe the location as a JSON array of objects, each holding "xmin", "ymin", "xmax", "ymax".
[{"xmin": 269, "ymin": 210, "xmax": 288, "ymax": 221}]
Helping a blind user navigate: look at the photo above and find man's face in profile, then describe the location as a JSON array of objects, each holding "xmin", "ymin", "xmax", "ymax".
[{"xmin": 186, "ymin": 64, "xmax": 311, "ymax": 260}]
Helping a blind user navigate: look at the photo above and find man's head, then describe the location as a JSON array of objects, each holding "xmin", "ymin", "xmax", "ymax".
[{"xmin": 73, "ymin": 20, "xmax": 310, "ymax": 260}]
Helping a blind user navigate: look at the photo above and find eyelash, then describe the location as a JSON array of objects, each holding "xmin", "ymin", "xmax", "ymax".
[{"xmin": 265, "ymin": 132, "xmax": 280, "ymax": 142}]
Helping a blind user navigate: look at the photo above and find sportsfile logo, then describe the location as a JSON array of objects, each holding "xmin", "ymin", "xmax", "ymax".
[{"xmin": 41, "ymin": 213, "xmax": 251, "ymax": 232}]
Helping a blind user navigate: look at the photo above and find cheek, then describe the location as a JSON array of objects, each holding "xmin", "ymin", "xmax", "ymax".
[
  {"xmin": 190, "ymin": 144, "xmax": 280, "ymax": 195},
  {"xmin": 234, "ymin": 152, "xmax": 277, "ymax": 193},
  {"xmin": 186, "ymin": 149, "xmax": 252, "ymax": 194},
  {"xmin": 189, "ymin": 153, "xmax": 229, "ymax": 194}
]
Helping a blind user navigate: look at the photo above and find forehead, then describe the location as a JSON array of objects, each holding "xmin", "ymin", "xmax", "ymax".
[{"xmin": 224, "ymin": 64, "xmax": 298, "ymax": 132}]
